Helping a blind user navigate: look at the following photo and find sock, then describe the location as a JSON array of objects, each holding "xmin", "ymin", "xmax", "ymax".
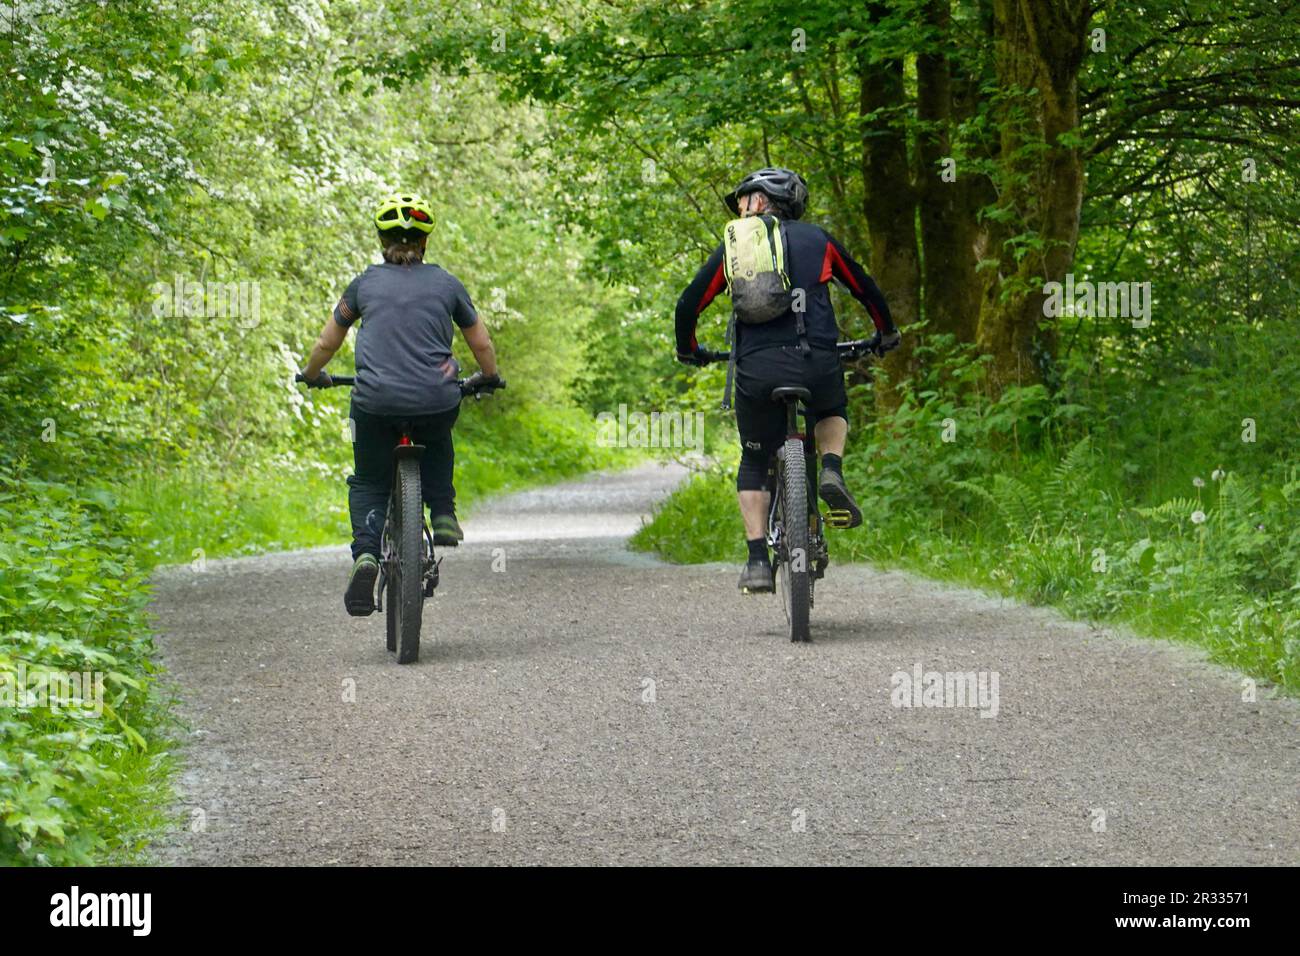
[
  {"xmin": 746, "ymin": 537, "xmax": 769, "ymax": 563},
  {"xmin": 822, "ymin": 452, "xmax": 843, "ymax": 474}
]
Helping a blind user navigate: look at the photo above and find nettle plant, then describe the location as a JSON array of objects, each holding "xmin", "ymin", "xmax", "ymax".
[{"xmin": 0, "ymin": 473, "xmax": 159, "ymax": 865}]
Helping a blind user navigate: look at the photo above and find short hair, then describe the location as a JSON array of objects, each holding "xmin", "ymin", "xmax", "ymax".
[{"xmin": 378, "ymin": 227, "xmax": 427, "ymax": 265}]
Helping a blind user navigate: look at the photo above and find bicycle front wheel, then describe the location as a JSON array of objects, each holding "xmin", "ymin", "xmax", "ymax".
[
  {"xmin": 392, "ymin": 456, "xmax": 425, "ymax": 664},
  {"xmin": 776, "ymin": 437, "xmax": 812, "ymax": 642}
]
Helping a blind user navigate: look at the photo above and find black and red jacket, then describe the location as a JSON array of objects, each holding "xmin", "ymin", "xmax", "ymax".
[{"xmin": 675, "ymin": 220, "xmax": 895, "ymax": 359}]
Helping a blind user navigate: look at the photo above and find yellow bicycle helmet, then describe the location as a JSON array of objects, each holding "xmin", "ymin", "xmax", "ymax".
[{"xmin": 374, "ymin": 192, "xmax": 435, "ymax": 234}]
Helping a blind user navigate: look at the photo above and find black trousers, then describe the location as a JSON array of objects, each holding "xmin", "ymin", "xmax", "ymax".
[{"xmin": 347, "ymin": 402, "xmax": 459, "ymax": 559}]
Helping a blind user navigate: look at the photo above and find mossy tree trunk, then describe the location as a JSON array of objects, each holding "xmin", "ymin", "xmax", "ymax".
[{"xmin": 975, "ymin": 0, "xmax": 1091, "ymax": 393}]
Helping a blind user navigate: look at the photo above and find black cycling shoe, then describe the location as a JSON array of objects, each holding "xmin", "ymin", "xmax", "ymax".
[
  {"xmin": 344, "ymin": 553, "xmax": 380, "ymax": 616},
  {"xmin": 431, "ymin": 514, "xmax": 464, "ymax": 547},
  {"xmin": 738, "ymin": 558, "xmax": 775, "ymax": 593},
  {"xmin": 818, "ymin": 468, "xmax": 863, "ymax": 529}
]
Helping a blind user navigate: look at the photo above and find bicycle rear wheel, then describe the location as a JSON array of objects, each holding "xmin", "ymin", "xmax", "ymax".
[
  {"xmin": 391, "ymin": 456, "xmax": 425, "ymax": 664},
  {"xmin": 776, "ymin": 437, "xmax": 812, "ymax": 642}
]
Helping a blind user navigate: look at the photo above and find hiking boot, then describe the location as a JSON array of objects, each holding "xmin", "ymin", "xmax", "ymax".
[
  {"xmin": 818, "ymin": 467, "xmax": 863, "ymax": 529},
  {"xmin": 738, "ymin": 558, "xmax": 775, "ymax": 593},
  {"xmin": 344, "ymin": 553, "xmax": 380, "ymax": 616},
  {"xmin": 431, "ymin": 513, "xmax": 464, "ymax": 547}
]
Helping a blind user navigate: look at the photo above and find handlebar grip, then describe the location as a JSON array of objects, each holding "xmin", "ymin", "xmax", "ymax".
[
  {"xmin": 295, "ymin": 373, "xmax": 355, "ymax": 386},
  {"xmin": 459, "ymin": 376, "xmax": 506, "ymax": 396},
  {"xmin": 838, "ymin": 339, "xmax": 878, "ymax": 359}
]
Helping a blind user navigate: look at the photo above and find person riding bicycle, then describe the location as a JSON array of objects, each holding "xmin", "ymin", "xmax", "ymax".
[
  {"xmin": 300, "ymin": 192, "xmax": 501, "ymax": 616},
  {"xmin": 674, "ymin": 167, "xmax": 900, "ymax": 593}
]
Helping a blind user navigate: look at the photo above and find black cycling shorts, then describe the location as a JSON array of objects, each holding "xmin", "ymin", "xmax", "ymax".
[{"xmin": 734, "ymin": 344, "xmax": 848, "ymax": 459}]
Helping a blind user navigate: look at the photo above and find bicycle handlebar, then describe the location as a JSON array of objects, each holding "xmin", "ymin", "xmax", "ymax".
[
  {"xmin": 457, "ymin": 373, "xmax": 507, "ymax": 398},
  {"xmin": 294, "ymin": 372, "xmax": 505, "ymax": 398},
  {"xmin": 695, "ymin": 338, "xmax": 881, "ymax": 365},
  {"xmin": 295, "ymin": 372, "xmax": 356, "ymax": 385}
]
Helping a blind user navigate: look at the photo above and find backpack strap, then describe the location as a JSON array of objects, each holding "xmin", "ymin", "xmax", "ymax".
[
  {"xmin": 768, "ymin": 216, "xmax": 788, "ymax": 286},
  {"xmin": 779, "ymin": 220, "xmax": 811, "ymax": 357},
  {"xmin": 721, "ymin": 312, "xmax": 737, "ymax": 411}
]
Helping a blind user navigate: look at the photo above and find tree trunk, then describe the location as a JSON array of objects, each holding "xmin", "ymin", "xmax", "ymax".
[
  {"xmin": 916, "ymin": 0, "xmax": 986, "ymax": 344},
  {"xmin": 976, "ymin": 0, "xmax": 1090, "ymax": 394},
  {"xmin": 858, "ymin": 31, "xmax": 920, "ymax": 409}
]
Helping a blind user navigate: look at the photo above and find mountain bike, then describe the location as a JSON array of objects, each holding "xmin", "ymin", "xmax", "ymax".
[
  {"xmin": 295, "ymin": 371, "xmax": 505, "ymax": 663},
  {"xmin": 695, "ymin": 339, "xmax": 877, "ymax": 642}
]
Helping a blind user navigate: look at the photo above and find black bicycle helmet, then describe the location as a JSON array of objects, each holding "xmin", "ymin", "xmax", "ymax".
[{"xmin": 723, "ymin": 167, "xmax": 809, "ymax": 219}]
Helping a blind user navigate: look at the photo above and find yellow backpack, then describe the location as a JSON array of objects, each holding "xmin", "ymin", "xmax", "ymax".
[{"xmin": 722, "ymin": 214, "xmax": 792, "ymax": 324}]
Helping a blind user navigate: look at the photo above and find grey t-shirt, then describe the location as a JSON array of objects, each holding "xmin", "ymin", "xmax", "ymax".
[{"xmin": 333, "ymin": 261, "xmax": 479, "ymax": 415}]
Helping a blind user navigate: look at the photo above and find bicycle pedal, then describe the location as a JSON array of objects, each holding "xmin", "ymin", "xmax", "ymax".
[
  {"xmin": 824, "ymin": 509, "xmax": 854, "ymax": 529},
  {"xmin": 423, "ymin": 559, "xmax": 440, "ymax": 597}
]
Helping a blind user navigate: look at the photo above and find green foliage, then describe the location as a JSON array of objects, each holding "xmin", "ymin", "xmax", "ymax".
[
  {"xmin": 454, "ymin": 402, "xmax": 627, "ymax": 498},
  {"xmin": 954, "ymin": 437, "xmax": 1097, "ymax": 540},
  {"xmin": 121, "ymin": 468, "xmax": 348, "ymax": 566},
  {"xmin": 0, "ymin": 472, "xmax": 169, "ymax": 865}
]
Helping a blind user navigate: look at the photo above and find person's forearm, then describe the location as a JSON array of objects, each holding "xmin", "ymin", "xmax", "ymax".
[
  {"xmin": 675, "ymin": 250, "xmax": 725, "ymax": 353},
  {"xmin": 303, "ymin": 338, "xmax": 337, "ymax": 379},
  {"xmin": 470, "ymin": 340, "xmax": 497, "ymax": 377}
]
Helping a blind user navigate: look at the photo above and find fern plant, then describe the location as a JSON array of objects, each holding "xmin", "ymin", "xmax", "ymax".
[
  {"xmin": 1135, "ymin": 497, "xmax": 1200, "ymax": 529},
  {"xmin": 955, "ymin": 436, "xmax": 1096, "ymax": 540}
]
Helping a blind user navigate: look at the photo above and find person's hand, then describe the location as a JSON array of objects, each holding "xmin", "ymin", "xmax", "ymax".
[
  {"xmin": 867, "ymin": 330, "xmax": 901, "ymax": 357},
  {"xmin": 461, "ymin": 371, "xmax": 504, "ymax": 395},
  {"xmin": 302, "ymin": 369, "xmax": 333, "ymax": 388},
  {"xmin": 676, "ymin": 348, "xmax": 708, "ymax": 367}
]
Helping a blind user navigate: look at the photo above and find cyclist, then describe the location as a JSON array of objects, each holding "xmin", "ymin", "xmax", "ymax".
[
  {"xmin": 674, "ymin": 168, "xmax": 900, "ymax": 593},
  {"xmin": 300, "ymin": 192, "xmax": 501, "ymax": 616}
]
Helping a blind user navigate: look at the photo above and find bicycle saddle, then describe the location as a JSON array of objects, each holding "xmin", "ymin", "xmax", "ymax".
[{"xmin": 770, "ymin": 386, "xmax": 811, "ymax": 403}]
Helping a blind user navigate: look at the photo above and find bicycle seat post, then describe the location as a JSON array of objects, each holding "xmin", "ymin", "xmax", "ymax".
[{"xmin": 771, "ymin": 386, "xmax": 811, "ymax": 437}]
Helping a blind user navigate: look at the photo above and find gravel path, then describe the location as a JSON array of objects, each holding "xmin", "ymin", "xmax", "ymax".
[{"xmin": 150, "ymin": 462, "xmax": 1299, "ymax": 865}]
